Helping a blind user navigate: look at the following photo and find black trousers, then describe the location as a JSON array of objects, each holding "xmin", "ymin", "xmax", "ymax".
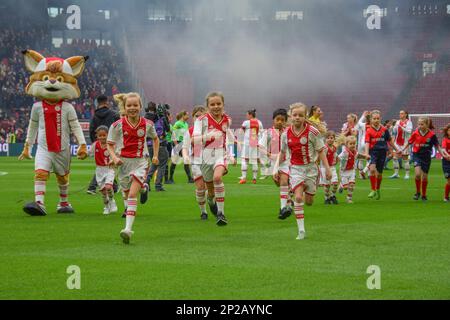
[{"xmin": 147, "ymin": 144, "xmax": 169, "ymax": 188}]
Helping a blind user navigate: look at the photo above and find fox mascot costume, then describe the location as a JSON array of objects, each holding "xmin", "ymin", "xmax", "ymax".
[{"xmin": 19, "ymin": 49, "xmax": 89, "ymax": 216}]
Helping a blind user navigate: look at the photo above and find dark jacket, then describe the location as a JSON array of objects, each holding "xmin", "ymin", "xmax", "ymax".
[
  {"xmin": 145, "ymin": 111, "xmax": 170, "ymax": 147},
  {"xmin": 89, "ymin": 107, "xmax": 120, "ymax": 142}
]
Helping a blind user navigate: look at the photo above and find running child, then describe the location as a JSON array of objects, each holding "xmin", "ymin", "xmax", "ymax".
[
  {"xmin": 320, "ymin": 131, "xmax": 339, "ymax": 204},
  {"xmin": 403, "ymin": 117, "xmax": 449, "ymax": 201},
  {"xmin": 182, "ymin": 105, "xmax": 210, "ymax": 220},
  {"xmin": 259, "ymin": 108, "xmax": 288, "ymax": 179},
  {"xmin": 364, "ymin": 110, "xmax": 399, "ymax": 200},
  {"xmin": 192, "ymin": 92, "xmax": 236, "ymax": 226},
  {"xmin": 277, "ymin": 102, "xmax": 331, "ymax": 240},
  {"xmin": 338, "ymin": 135, "xmax": 369, "ymax": 204},
  {"xmin": 91, "ymin": 125, "xmax": 117, "ymax": 215},
  {"xmin": 107, "ymin": 92, "xmax": 159, "ymax": 244}
]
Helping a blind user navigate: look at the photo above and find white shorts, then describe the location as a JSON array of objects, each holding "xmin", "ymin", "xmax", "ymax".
[
  {"xmin": 192, "ymin": 164, "xmax": 203, "ymax": 181},
  {"xmin": 96, "ymin": 166, "xmax": 115, "ymax": 190},
  {"xmin": 200, "ymin": 158, "xmax": 228, "ymax": 183},
  {"xmin": 394, "ymin": 142, "xmax": 410, "ymax": 156},
  {"xmin": 35, "ymin": 146, "xmax": 71, "ymax": 176},
  {"xmin": 340, "ymin": 169, "xmax": 356, "ymax": 187},
  {"xmin": 241, "ymin": 144, "xmax": 259, "ymax": 163},
  {"xmin": 319, "ymin": 166, "xmax": 338, "ymax": 186},
  {"xmin": 118, "ymin": 157, "xmax": 149, "ymax": 192},
  {"xmin": 278, "ymin": 161, "xmax": 290, "ymax": 176},
  {"xmin": 289, "ymin": 164, "xmax": 319, "ymax": 195},
  {"xmin": 171, "ymin": 143, "xmax": 183, "ymax": 164}
]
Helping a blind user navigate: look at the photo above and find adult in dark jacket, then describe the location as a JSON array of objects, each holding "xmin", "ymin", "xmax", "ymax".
[{"xmin": 87, "ymin": 95, "xmax": 120, "ymax": 194}]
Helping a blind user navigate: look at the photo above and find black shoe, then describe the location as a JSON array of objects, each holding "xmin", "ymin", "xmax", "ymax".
[
  {"xmin": 208, "ymin": 200, "xmax": 218, "ymax": 217},
  {"xmin": 155, "ymin": 187, "xmax": 166, "ymax": 192},
  {"xmin": 200, "ymin": 212, "xmax": 208, "ymax": 220},
  {"xmin": 331, "ymin": 196, "xmax": 338, "ymax": 205},
  {"xmin": 23, "ymin": 201, "xmax": 47, "ymax": 216},
  {"xmin": 413, "ymin": 193, "xmax": 421, "ymax": 200},
  {"xmin": 140, "ymin": 184, "xmax": 149, "ymax": 204},
  {"xmin": 216, "ymin": 212, "xmax": 228, "ymax": 226},
  {"xmin": 86, "ymin": 189, "xmax": 96, "ymax": 195},
  {"xmin": 324, "ymin": 198, "xmax": 330, "ymax": 205},
  {"xmin": 57, "ymin": 205, "xmax": 74, "ymax": 214},
  {"xmin": 188, "ymin": 178, "xmax": 194, "ymax": 183},
  {"xmin": 165, "ymin": 179, "xmax": 174, "ymax": 184},
  {"xmin": 421, "ymin": 196, "xmax": 428, "ymax": 201},
  {"xmin": 278, "ymin": 206, "xmax": 292, "ymax": 220}
]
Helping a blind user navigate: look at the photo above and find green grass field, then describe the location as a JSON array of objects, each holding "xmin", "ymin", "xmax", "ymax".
[{"xmin": 0, "ymin": 156, "xmax": 449, "ymax": 300}]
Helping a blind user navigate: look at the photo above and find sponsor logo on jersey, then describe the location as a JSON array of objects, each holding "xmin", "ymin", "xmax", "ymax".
[
  {"xmin": 104, "ymin": 150, "xmax": 109, "ymax": 157},
  {"xmin": 55, "ymin": 106, "xmax": 61, "ymax": 112}
]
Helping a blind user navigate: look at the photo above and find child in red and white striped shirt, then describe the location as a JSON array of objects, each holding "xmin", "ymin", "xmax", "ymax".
[
  {"xmin": 277, "ymin": 102, "xmax": 331, "ymax": 240},
  {"xmin": 107, "ymin": 93, "xmax": 159, "ymax": 244},
  {"xmin": 90, "ymin": 126, "xmax": 117, "ymax": 215}
]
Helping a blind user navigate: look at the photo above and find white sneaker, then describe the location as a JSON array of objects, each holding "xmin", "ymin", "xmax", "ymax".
[
  {"xmin": 296, "ymin": 231, "xmax": 306, "ymax": 240},
  {"xmin": 103, "ymin": 206, "xmax": 110, "ymax": 215},
  {"xmin": 346, "ymin": 198, "xmax": 353, "ymax": 204},
  {"xmin": 404, "ymin": 175, "xmax": 410, "ymax": 180},
  {"xmin": 120, "ymin": 229, "xmax": 134, "ymax": 244},
  {"xmin": 109, "ymin": 199, "xmax": 118, "ymax": 213},
  {"xmin": 389, "ymin": 173, "xmax": 399, "ymax": 179}
]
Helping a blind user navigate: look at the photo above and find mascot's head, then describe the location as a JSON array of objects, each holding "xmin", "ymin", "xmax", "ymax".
[{"xmin": 22, "ymin": 49, "xmax": 89, "ymax": 102}]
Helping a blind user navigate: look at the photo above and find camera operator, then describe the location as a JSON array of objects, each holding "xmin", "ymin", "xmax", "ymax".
[{"xmin": 141, "ymin": 102, "xmax": 171, "ymax": 202}]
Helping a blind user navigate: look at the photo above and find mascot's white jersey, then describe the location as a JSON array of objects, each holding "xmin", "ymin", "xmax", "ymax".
[{"xmin": 26, "ymin": 101, "xmax": 86, "ymax": 152}]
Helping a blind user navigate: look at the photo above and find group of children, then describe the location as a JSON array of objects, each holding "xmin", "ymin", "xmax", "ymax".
[{"xmin": 24, "ymin": 89, "xmax": 450, "ymax": 244}]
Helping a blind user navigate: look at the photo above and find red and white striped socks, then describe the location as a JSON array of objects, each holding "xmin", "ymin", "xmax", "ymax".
[
  {"xmin": 196, "ymin": 189, "xmax": 207, "ymax": 214},
  {"xmin": 347, "ymin": 183, "xmax": 354, "ymax": 201},
  {"xmin": 59, "ymin": 184, "xmax": 69, "ymax": 206},
  {"xmin": 214, "ymin": 182, "xmax": 225, "ymax": 213},
  {"xmin": 125, "ymin": 198, "xmax": 137, "ymax": 231},
  {"xmin": 324, "ymin": 184, "xmax": 330, "ymax": 199},
  {"xmin": 331, "ymin": 183, "xmax": 338, "ymax": 196},
  {"xmin": 294, "ymin": 201, "xmax": 305, "ymax": 233},
  {"xmin": 252, "ymin": 164, "xmax": 258, "ymax": 180},
  {"xmin": 280, "ymin": 186, "xmax": 289, "ymax": 209},
  {"xmin": 241, "ymin": 160, "xmax": 247, "ymax": 180},
  {"xmin": 34, "ymin": 180, "xmax": 46, "ymax": 204}
]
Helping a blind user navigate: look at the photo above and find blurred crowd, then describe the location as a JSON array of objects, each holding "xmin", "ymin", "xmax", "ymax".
[{"xmin": 0, "ymin": 28, "xmax": 128, "ymax": 143}]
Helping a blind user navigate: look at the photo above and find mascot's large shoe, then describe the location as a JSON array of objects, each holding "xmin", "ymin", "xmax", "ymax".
[
  {"xmin": 57, "ymin": 202, "xmax": 75, "ymax": 214},
  {"xmin": 23, "ymin": 202, "xmax": 47, "ymax": 216}
]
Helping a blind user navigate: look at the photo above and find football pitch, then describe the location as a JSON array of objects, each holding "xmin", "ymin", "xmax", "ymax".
[{"xmin": 0, "ymin": 157, "xmax": 449, "ymax": 300}]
